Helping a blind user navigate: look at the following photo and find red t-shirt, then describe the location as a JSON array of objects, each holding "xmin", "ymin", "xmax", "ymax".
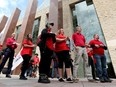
[
  {"xmin": 0, "ymin": 45, "xmax": 2, "ymax": 51},
  {"xmin": 46, "ymin": 29, "xmax": 54, "ymax": 50},
  {"xmin": 89, "ymin": 39, "xmax": 104, "ymax": 55},
  {"xmin": 86, "ymin": 48, "xmax": 96, "ymax": 64},
  {"xmin": 72, "ymin": 32, "xmax": 85, "ymax": 47},
  {"xmin": 55, "ymin": 34, "xmax": 69, "ymax": 52},
  {"xmin": 32, "ymin": 56, "xmax": 40, "ymax": 65},
  {"xmin": 86, "ymin": 48, "xmax": 93, "ymax": 57},
  {"xmin": 6, "ymin": 37, "xmax": 17, "ymax": 49},
  {"xmin": 21, "ymin": 39, "xmax": 33, "ymax": 56}
]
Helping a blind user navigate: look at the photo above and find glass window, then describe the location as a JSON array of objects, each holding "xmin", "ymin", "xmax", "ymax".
[
  {"xmin": 32, "ymin": 18, "xmax": 41, "ymax": 55},
  {"xmin": 73, "ymin": 1, "xmax": 111, "ymax": 63},
  {"xmin": 15, "ymin": 25, "xmax": 21, "ymax": 40},
  {"xmin": 71, "ymin": 0, "xmax": 114, "ymax": 77}
]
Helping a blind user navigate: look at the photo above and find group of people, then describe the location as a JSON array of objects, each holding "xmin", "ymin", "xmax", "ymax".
[
  {"xmin": 0, "ymin": 22, "xmax": 112, "ymax": 84},
  {"xmin": 37, "ymin": 23, "xmax": 112, "ymax": 83}
]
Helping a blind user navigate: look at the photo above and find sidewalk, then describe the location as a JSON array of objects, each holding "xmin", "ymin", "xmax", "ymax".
[{"xmin": 0, "ymin": 75, "xmax": 116, "ymax": 87}]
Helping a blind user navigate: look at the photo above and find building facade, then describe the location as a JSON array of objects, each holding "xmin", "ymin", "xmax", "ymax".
[{"xmin": 14, "ymin": 0, "xmax": 116, "ymax": 77}]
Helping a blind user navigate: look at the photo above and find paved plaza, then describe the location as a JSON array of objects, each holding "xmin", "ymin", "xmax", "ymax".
[{"xmin": 0, "ymin": 75, "xmax": 116, "ymax": 87}]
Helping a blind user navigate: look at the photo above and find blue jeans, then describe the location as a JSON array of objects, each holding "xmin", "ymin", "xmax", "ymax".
[{"xmin": 93, "ymin": 54, "xmax": 108, "ymax": 79}]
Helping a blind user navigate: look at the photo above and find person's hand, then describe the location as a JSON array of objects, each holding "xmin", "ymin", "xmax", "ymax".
[
  {"xmin": 16, "ymin": 43, "xmax": 20, "ymax": 45},
  {"xmin": 13, "ymin": 42, "xmax": 20, "ymax": 45},
  {"xmin": 91, "ymin": 56, "xmax": 94, "ymax": 60},
  {"xmin": 95, "ymin": 44, "xmax": 100, "ymax": 48},
  {"xmin": 66, "ymin": 37, "xmax": 70, "ymax": 40},
  {"xmin": 85, "ymin": 44, "xmax": 90, "ymax": 47},
  {"xmin": 64, "ymin": 37, "xmax": 69, "ymax": 41},
  {"xmin": 13, "ymin": 42, "xmax": 16, "ymax": 44},
  {"xmin": 63, "ymin": 37, "xmax": 67, "ymax": 41},
  {"xmin": 99, "ymin": 44, "xmax": 104, "ymax": 47},
  {"xmin": 32, "ymin": 44, "xmax": 37, "ymax": 47},
  {"xmin": 75, "ymin": 46, "xmax": 79, "ymax": 52}
]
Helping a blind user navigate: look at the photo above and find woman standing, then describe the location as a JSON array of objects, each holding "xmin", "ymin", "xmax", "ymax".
[
  {"xmin": 55, "ymin": 29, "xmax": 72, "ymax": 82},
  {"xmin": 0, "ymin": 33, "xmax": 18, "ymax": 78},
  {"xmin": 19, "ymin": 34, "xmax": 36, "ymax": 80}
]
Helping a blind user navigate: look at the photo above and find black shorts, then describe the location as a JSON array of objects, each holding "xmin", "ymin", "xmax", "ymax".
[{"xmin": 56, "ymin": 50, "xmax": 71, "ymax": 68}]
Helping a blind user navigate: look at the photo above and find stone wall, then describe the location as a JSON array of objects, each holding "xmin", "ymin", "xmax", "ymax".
[{"xmin": 93, "ymin": 0, "xmax": 116, "ymax": 74}]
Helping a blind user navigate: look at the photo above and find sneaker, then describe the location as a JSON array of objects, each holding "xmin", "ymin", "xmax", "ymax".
[
  {"xmin": 99, "ymin": 78, "xmax": 105, "ymax": 83},
  {"xmin": 38, "ymin": 74, "xmax": 50, "ymax": 83},
  {"xmin": 88, "ymin": 79, "xmax": 96, "ymax": 82},
  {"xmin": 19, "ymin": 76, "xmax": 28, "ymax": 80},
  {"xmin": 59, "ymin": 78, "xmax": 64, "ymax": 82},
  {"xmin": 73, "ymin": 78, "xmax": 79, "ymax": 83},
  {"xmin": 104, "ymin": 78, "xmax": 112, "ymax": 83},
  {"xmin": 66, "ymin": 78, "xmax": 73, "ymax": 83},
  {"xmin": 6, "ymin": 74, "xmax": 11, "ymax": 78},
  {"xmin": 94, "ymin": 78, "xmax": 99, "ymax": 81}
]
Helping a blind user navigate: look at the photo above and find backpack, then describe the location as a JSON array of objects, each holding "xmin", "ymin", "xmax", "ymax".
[{"xmin": 37, "ymin": 35, "xmax": 41, "ymax": 46}]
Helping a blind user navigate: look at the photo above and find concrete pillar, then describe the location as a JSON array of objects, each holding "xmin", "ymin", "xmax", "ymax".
[
  {"xmin": 62, "ymin": 0, "xmax": 74, "ymax": 37},
  {"xmin": 49, "ymin": 0, "xmax": 58, "ymax": 33},
  {"xmin": 14, "ymin": 0, "xmax": 38, "ymax": 75},
  {"xmin": 58, "ymin": 0, "xmax": 63, "ymax": 29},
  {"xmin": 0, "ymin": 16, "xmax": 8, "ymax": 32},
  {"xmin": 0, "ymin": 8, "xmax": 21, "ymax": 48},
  {"xmin": 93, "ymin": 0, "xmax": 116, "ymax": 75}
]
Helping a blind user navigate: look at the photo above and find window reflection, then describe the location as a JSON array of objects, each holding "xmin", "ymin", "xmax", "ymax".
[{"xmin": 32, "ymin": 18, "xmax": 40, "ymax": 54}]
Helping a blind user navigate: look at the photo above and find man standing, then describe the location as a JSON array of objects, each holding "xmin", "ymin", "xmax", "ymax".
[
  {"xmin": 72, "ymin": 26, "xmax": 92, "ymax": 83},
  {"xmin": 0, "ymin": 33, "xmax": 18, "ymax": 78},
  {"xmin": 38, "ymin": 23, "xmax": 56, "ymax": 83},
  {"xmin": 89, "ymin": 34, "xmax": 112, "ymax": 83}
]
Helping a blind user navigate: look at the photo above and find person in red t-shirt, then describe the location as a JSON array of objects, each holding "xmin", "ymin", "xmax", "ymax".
[
  {"xmin": 0, "ymin": 45, "xmax": 3, "ymax": 60},
  {"xmin": 19, "ymin": 34, "xmax": 36, "ymax": 80},
  {"xmin": 32, "ymin": 53, "xmax": 40, "ymax": 66},
  {"xmin": 31, "ymin": 53, "xmax": 39, "ymax": 78},
  {"xmin": 55, "ymin": 29, "xmax": 72, "ymax": 82},
  {"xmin": 0, "ymin": 33, "xmax": 18, "ymax": 78},
  {"xmin": 72, "ymin": 26, "xmax": 92, "ymax": 82},
  {"xmin": 38, "ymin": 23, "xmax": 56, "ymax": 83},
  {"xmin": 0, "ymin": 45, "xmax": 2, "ymax": 51},
  {"xmin": 86, "ymin": 45, "xmax": 97, "ymax": 81},
  {"xmin": 89, "ymin": 34, "xmax": 111, "ymax": 83}
]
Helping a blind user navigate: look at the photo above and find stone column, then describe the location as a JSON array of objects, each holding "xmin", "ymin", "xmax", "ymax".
[
  {"xmin": 49, "ymin": 0, "xmax": 58, "ymax": 33},
  {"xmin": 0, "ymin": 8, "xmax": 21, "ymax": 48},
  {"xmin": 14, "ymin": 0, "xmax": 38, "ymax": 75},
  {"xmin": 58, "ymin": 0, "xmax": 63, "ymax": 29},
  {"xmin": 0, "ymin": 16, "xmax": 8, "ymax": 32},
  {"xmin": 62, "ymin": 0, "xmax": 74, "ymax": 37},
  {"xmin": 93, "ymin": 0, "xmax": 116, "ymax": 75}
]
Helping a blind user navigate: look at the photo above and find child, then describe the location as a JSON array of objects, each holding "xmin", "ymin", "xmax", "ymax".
[
  {"xmin": 86, "ymin": 46, "xmax": 97, "ymax": 81},
  {"xmin": 31, "ymin": 53, "xmax": 40, "ymax": 78}
]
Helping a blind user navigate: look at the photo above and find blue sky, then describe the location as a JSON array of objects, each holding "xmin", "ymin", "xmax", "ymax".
[{"xmin": 0, "ymin": 0, "xmax": 50, "ymax": 20}]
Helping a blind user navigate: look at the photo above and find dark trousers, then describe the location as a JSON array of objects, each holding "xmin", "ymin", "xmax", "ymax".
[
  {"xmin": 0, "ymin": 48, "xmax": 14, "ymax": 75},
  {"xmin": 88, "ymin": 56, "xmax": 96, "ymax": 79},
  {"xmin": 39, "ymin": 47, "xmax": 53, "ymax": 76},
  {"xmin": 20, "ymin": 55, "xmax": 31, "ymax": 77}
]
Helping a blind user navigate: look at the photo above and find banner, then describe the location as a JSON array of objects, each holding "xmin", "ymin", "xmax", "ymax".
[{"xmin": 11, "ymin": 52, "xmax": 23, "ymax": 70}]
